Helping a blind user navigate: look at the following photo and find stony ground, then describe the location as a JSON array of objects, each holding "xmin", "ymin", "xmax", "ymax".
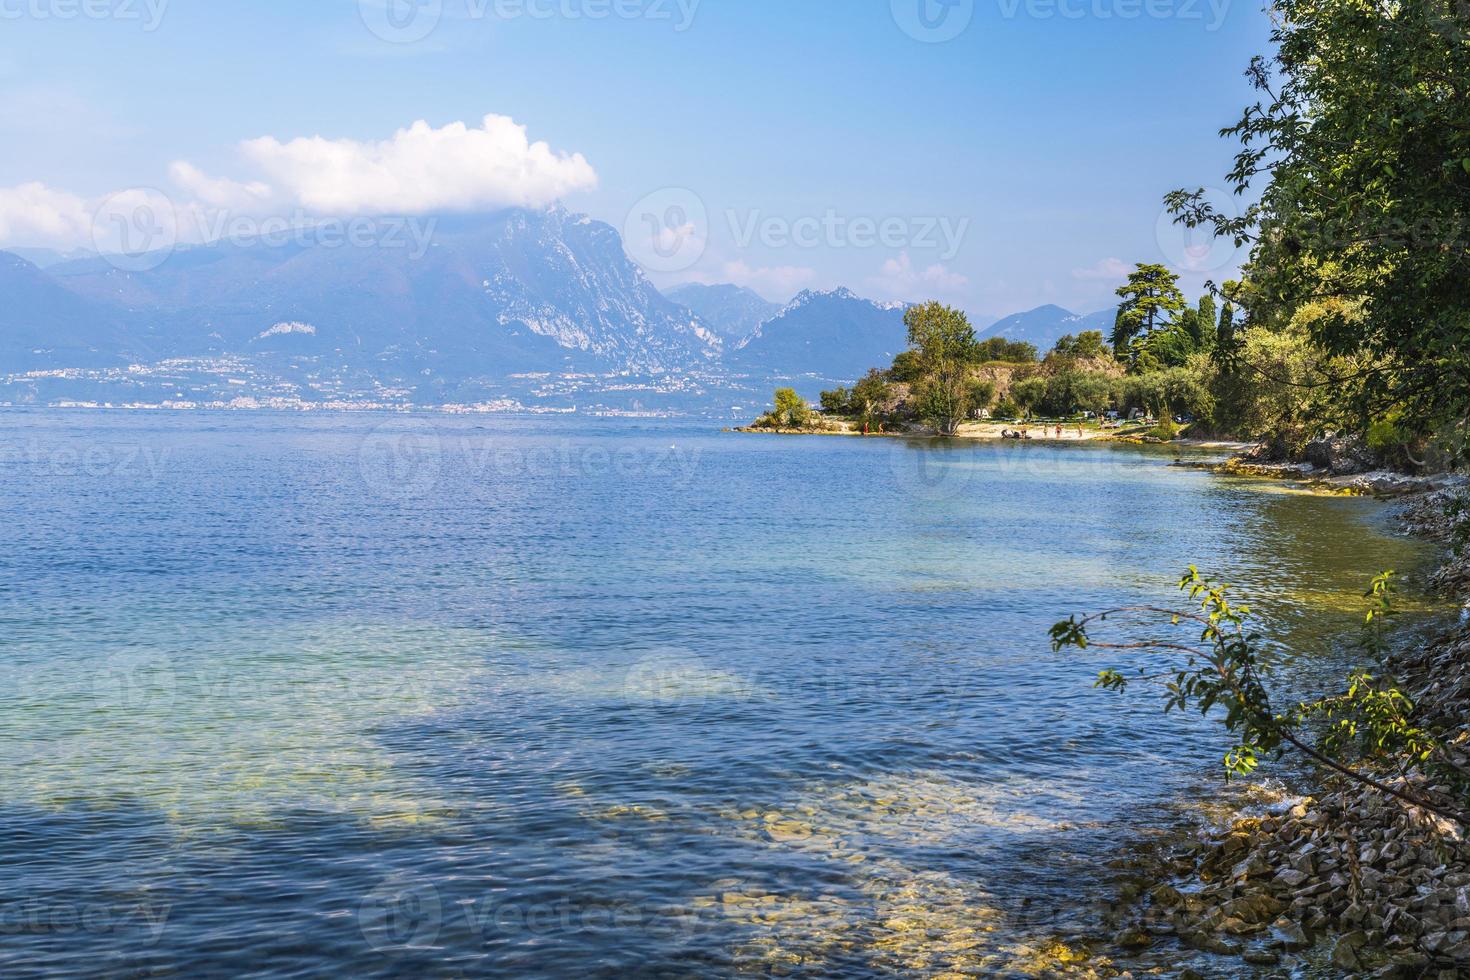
[{"xmin": 1064, "ymin": 487, "xmax": 1470, "ymax": 979}]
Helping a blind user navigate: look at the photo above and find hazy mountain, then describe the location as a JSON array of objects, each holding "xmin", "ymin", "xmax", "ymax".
[
  {"xmin": 980, "ymin": 305, "xmax": 1114, "ymax": 354},
  {"xmin": 39, "ymin": 208, "xmax": 722, "ymax": 384},
  {"xmin": 6, "ymin": 247, "xmax": 97, "ymax": 269},
  {"xmin": 732, "ymin": 288, "xmax": 908, "ymax": 381},
  {"xmin": 0, "ymin": 251, "xmax": 141, "ymax": 369},
  {"xmin": 665, "ymin": 283, "xmax": 781, "ymax": 343}
]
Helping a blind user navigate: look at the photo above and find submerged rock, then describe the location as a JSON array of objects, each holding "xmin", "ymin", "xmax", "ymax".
[{"xmin": 1087, "ymin": 486, "xmax": 1470, "ymax": 977}]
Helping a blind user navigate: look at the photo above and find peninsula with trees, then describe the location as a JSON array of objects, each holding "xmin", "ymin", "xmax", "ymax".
[
  {"xmin": 743, "ymin": 262, "xmax": 1260, "ymax": 449},
  {"xmin": 742, "ymin": 1, "xmax": 1470, "ymax": 971}
]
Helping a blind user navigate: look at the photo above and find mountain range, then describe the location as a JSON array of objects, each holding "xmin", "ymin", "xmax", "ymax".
[
  {"xmin": 731, "ymin": 288, "xmax": 910, "ymax": 379},
  {"xmin": 665, "ymin": 283, "xmax": 780, "ymax": 344},
  {"xmin": 0, "ymin": 206, "xmax": 1112, "ymax": 411},
  {"xmin": 978, "ymin": 304, "xmax": 1115, "ymax": 353}
]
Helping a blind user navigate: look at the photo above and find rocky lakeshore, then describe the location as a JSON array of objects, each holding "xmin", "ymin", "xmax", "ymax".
[
  {"xmin": 1192, "ymin": 435, "xmax": 1470, "ymax": 499},
  {"xmin": 1066, "ymin": 487, "xmax": 1470, "ymax": 979}
]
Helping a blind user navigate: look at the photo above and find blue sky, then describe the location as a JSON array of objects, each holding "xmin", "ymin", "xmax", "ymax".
[{"xmin": 0, "ymin": 0, "xmax": 1268, "ymax": 318}]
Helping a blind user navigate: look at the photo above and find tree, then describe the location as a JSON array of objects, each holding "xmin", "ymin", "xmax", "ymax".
[
  {"xmin": 771, "ymin": 387, "xmax": 810, "ymax": 428},
  {"xmin": 1195, "ymin": 294, "xmax": 1218, "ymax": 353},
  {"xmin": 1143, "ymin": 322, "xmax": 1198, "ymax": 368},
  {"xmin": 1052, "ymin": 568, "xmax": 1466, "ymax": 827},
  {"xmin": 849, "ymin": 369, "xmax": 891, "ymax": 431},
  {"xmin": 1209, "ymin": 320, "xmax": 1360, "ymax": 452},
  {"xmin": 976, "ymin": 337, "xmax": 1039, "ymax": 364},
  {"xmin": 1113, "ymin": 263, "xmax": 1187, "ymax": 361},
  {"xmin": 904, "ymin": 302, "xmax": 981, "ymax": 436},
  {"xmin": 969, "ymin": 378, "xmax": 997, "ymax": 417},
  {"xmin": 888, "ymin": 349, "xmax": 925, "ymax": 384},
  {"xmin": 819, "ymin": 387, "xmax": 851, "ymax": 414},
  {"xmin": 1011, "ymin": 376, "xmax": 1049, "ymax": 419},
  {"xmin": 1052, "ymin": 331, "xmax": 1108, "ymax": 360},
  {"xmin": 1216, "ymin": 298, "xmax": 1236, "ymax": 352},
  {"xmin": 1067, "ymin": 371, "xmax": 1118, "ymax": 418},
  {"xmin": 1165, "ymin": 0, "xmax": 1470, "ymax": 444}
]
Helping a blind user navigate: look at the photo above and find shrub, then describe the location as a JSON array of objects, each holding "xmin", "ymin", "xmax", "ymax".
[
  {"xmin": 769, "ymin": 388, "xmax": 811, "ymax": 428},
  {"xmin": 1149, "ymin": 417, "xmax": 1181, "ymax": 441},
  {"xmin": 1366, "ymin": 416, "xmax": 1408, "ymax": 455}
]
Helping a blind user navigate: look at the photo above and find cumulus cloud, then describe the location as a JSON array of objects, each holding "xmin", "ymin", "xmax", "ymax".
[
  {"xmin": 0, "ymin": 182, "xmax": 93, "ymax": 249},
  {"xmin": 0, "ymin": 114, "xmax": 598, "ymax": 251},
  {"xmin": 1071, "ymin": 257, "xmax": 1130, "ymax": 281},
  {"xmin": 866, "ymin": 251, "xmax": 969, "ymax": 301},
  {"xmin": 237, "ymin": 114, "xmax": 597, "ymax": 215},
  {"xmin": 168, "ymin": 162, "xmax": 275, "ymax": 212}
]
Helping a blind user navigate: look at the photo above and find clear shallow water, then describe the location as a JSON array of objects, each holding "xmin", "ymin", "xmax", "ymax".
[{"xmin": 0, "ymin": 412, "xmax": 1432, "ymax": 977}]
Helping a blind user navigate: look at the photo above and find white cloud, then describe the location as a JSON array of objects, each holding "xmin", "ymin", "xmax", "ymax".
[
  {"xmin": 0, "ymin": 182, "xmax": 93, "ymax": 249},
  {"xmin": 866, "ymin": 251, "xmax": 969, "ymax": 301},
  {"xmin": 237, "ymin": 114, "xmax": 597, "ymax": 215},
  {"xmin": 168, "ymin": 162, "xmax": 275, "ymax": 212},
  {"xmin": 0, "ymin": 113, "xmax": 599, "ymax": 252},
  {"xmin": 1071, "ymin": 257, "xmax": 1130, "ymax": 281}
]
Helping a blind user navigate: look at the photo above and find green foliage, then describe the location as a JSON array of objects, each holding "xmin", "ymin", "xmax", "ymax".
[
  {"xmin": 976, "ymin": 337, "xmax": 1040, "ymax": 364},
  {"xmin": 1366, "ymin": 414, "xmax": 1412, "ymax": 463},
  {"xmin": 904, "ymin": 302, "xmax": 983, "ymax": 435},
  {"xmin": 1133, "ymin": 293, "xmax": 1221, "ymax": 369},
  {"xmin": 992, "ymin": 398, "xmax": 1020, "ymax": 420},
  {"xmin": 1010, "ymin": 376, "xmax": 1049, "ymax": 418},
  {"xmin": 759, "ymin": 387, "xmax": 811, "ymax": 429},
  {"xmin": 1445, "ymin": 493, "xmax": 1470, "ymax": 560},
  {"xmin": 1113, "ymin": 264, "xmax": 1187, "ymax": 361},
  {"xmin": 1299, "ymin": 671, "xmax": 1436, "ymax": 768},
  {"xmin": 1052, "ymin": 331, "xmax": 1109, "ymax": 360},
  {"xmin": 1142, "ymin": 323, "xmax": 1198, "ymax": 368},
  {"xmin": 1195, "ymin": 295, "xmax": 1217, "ymax": 352},
  {"xmin": 849, "ymin": 369, "xmax": 892, "ymax": 430},
  {"xmin": 1120, "ymin": 364, "xmax": 1213, "ymax": 422},
  {"xmin": 1021, "ymin": 369, "xmax": 1119, "ymax": 418},
  {"xmin": 1166, "ymin": 0, "xmax": 1470, "ymax": 444},
  {"xmin": 969, "ymin": 378, "xmax": 997, "ymax": 415},
  {"xmin": 1061, "ymin": 370, "xmax": 1117, "ymax": 418},
  {"xmin": 1207, "ymin": 323, "xmax": 1357, "ymax": 450},
  {"xmin": 906, "ymin": 301, "xmax": 979, "ymax": 365},
  {"xmin": 1149, "ymin": 417, "xmax": 1181, "ymax": 441},
  {"xmin": 1216, "ymin": 298, "xmax": 1236, "ymax": 352},
  {"xmin": 889, "ymin": 349, "xmax": 924, "ymax": 385},
  {"xmin": 819, "ymin": 387, "xmax": 851, "ymax": 415},
  {"xmin": 1051, "ymin": 567, "xmax": 1463, "ymax": 823}
]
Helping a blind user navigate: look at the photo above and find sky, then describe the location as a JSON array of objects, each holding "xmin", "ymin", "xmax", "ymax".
[{"xmin": 0, "ymin": 0, "xmax": 1269, "ymax": 319}]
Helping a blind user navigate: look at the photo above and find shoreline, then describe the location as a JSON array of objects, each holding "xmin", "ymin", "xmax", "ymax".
[
  {"xmin": 729, "ymin": 421, "xmax": 1257, "ymax": 452},
  {"xmin": 734, "ymin": 416, "xmax": 1470, "ymax": 973},
  {"xmin": 1062, "ymin": 484, "xmax": 1470, "ymax": 977}
]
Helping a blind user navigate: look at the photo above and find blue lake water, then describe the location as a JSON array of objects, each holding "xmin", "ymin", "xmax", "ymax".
[{"xmin": 0, "ymin": 412, "xmax": 1429, "ymax": 976}]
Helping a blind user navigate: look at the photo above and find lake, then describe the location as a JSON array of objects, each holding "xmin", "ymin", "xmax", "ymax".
[{"xmin": 0, "ymin": 411, "xmax": 1430, "ymax": 977}]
